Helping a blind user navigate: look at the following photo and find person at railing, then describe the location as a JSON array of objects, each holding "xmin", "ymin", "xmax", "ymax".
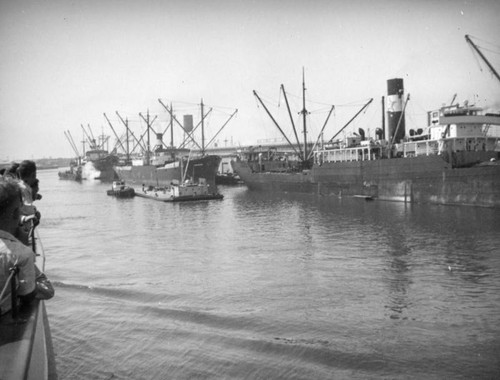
[
  {"xmin": 0, "ymin": 177, "xmax": 53, "ymax": 315},
  {"xmin": 1, "ymin": 161, "xmax": 41, "ymax": 243},
  {"xmin": 0, "ymin": 177, "xmax": 36, "ymax": 314},
  {"xmin": 2, "ymin": 162, "xmax": 20, "ymax": 179},
  {"xmin": 17, "ymin": 160, "xmax": 41, "ymax": 221},
  {"xmin": 16, "ymin": 162, "xmax": 53, "ymax": 300},
  {"xmin": 11, "ymin": 160, "xmax": 42, "ymax": 246},
  {"xmin": 31, "ymin": 178, "xmax": 42, "ymax": 201}
]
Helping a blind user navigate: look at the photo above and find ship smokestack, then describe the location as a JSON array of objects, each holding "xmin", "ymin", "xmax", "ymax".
[
  {"xmin": 183, "ymin": 115, "xmax": 193, "ymax": 132},
  {"xmin": 386, "ymin": 78, "xmax": 405, "ymax": 143},
  {"xmin": 155, "ymin": 133, "xmax": 164, "ymax": 151}
]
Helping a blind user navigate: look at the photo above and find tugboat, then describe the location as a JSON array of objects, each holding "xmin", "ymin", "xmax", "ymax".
[
  {"xmin": 106, "ymin": 180, "xmax": 135, "ymax": 198},
  {"xmin": 58, "ymin": 161, "xmax": 82, "ymax": 181}
]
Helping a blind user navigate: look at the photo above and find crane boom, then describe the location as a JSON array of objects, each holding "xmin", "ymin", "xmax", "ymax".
[
  {"xmin": 465, "ymin": 34, "xmax": 500, "ymax": 83},
  {"xmin": 328, "ymin": 98, "xmax": 373, "ymax": 143}
]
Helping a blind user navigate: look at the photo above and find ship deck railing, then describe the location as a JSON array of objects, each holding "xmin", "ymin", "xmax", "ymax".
[
  {"xmin": 314, "ymin": 145, "xmax": 382, "ymax": 164},
  {"xmin": 403, "ymin": 136, "xmax": 498, "ymax": 158},
  {"xmin": 402, "ymin": 140, "xmax": 439, "ymax": 157},
  {"xmin": 314, "ymin": 135, "xmax": 499, "ymax": 164}
]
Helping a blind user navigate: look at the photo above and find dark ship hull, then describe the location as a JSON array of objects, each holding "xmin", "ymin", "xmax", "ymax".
[
  {"xmin": 115, "ymin": 155, "xmax": 221, "ymax": 189},
  {"xmin": 232, "ymin": 153, "xmax": 500, "ymax": 207},
  {"xmin": 87, "ymin": 154, "xmax": 119, "ymax": 181}
]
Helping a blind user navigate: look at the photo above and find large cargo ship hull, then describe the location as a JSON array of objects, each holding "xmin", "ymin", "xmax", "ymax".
[
  {"xmin": 91, "ymin": 156, "xmax": 119, "ymax": 181},
  {"xmin": 232, "ymin": 155, "xmax": 500, "ymax": 207},
  {"xmin": 115, "ymin": 155, "xmax": 221, "ymax": 189},
  {"xmin": 84, "ymin": 151, "xmax": 119, "ymax": 181}
]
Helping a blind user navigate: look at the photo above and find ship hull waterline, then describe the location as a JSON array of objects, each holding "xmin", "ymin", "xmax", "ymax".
[
  {"xmin": 232, "ymin": 155, "xmax": 500, "ymax": 208},
  {"xmin": 115, "ymin": 155, "xmax": 221, "ymax": 189}
]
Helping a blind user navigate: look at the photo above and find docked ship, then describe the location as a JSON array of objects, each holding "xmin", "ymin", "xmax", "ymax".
[
  {"xmin": 115, "ymin": 146, "xmax": 221, "ymax": 189},
  {"xmin": 63, "ymin": 129, "xmax": 118, "ymax": 181},
  {"xmin": 112, "ymin": 101, "xmax": 235, "ymax": 189},
  {"xmin": 80, "ymin": 126, "xmax": 119, "ymax": 181},
  {"xmin": 232, "ymin": 50, "xmax": 500, "ymax": 207},
  {"xmin": 82, "ymin": 148, "xmax": 119, "ymax": 181}
]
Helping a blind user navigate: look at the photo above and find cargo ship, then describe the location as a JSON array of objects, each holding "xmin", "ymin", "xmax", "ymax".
[
  {"xmin": 115, "ymin": 148, "xmax": 221, "ymax": 189},
  {"xmin": 111, "ymin": 101, "xmax": 234, "ymax": 189},
  {"xmin": 63, "ymin": 129, "xmax": 118, "ymax": 181},
  {"xmin": 232, "ymin": 67, "xmax": 500, "ymax": 207},
  {"xmin": 80, "ymin": 126, "xmax": 119, "ymax": 181},
  {"xmin": 83, "ymin": 149, "xmax": 119, "ymax": 181}
]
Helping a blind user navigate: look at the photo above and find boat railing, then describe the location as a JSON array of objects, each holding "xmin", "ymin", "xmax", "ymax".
[
  {"xmin": 0, "ymin": 296, "xmax": 55, "ymax": 380},
  {"xmin": 0, "ymin": 262, "xmax": 19, "ymax": 318},
  {"xmin": 1, "ymin": 223, "xmax": 57, "ymax": 380}
]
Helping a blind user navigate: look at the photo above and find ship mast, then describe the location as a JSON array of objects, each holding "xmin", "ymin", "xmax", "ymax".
[
  {"xmin": 103, "ymin": 113, "xmax": 128, "ymax": 160},
  {"xmin": 158, "ymin": 100, "xmax": 204, "ymax": 151},
  {"xmin": 253, "ymin": 90, "xmax": 301, "ymax": 157},
  {"xmin": 170, "ymin": 102, "xmax": 174, "ymax": 148},
  {"xmin": 139, "ymin": 110, "xmax": 158, "ymax": 164},
  {"xmin": 116, "ymin": 111, "xmax": 146, "ymax": 155},
  {"xmin": 201, "ymin": 99, "xmax": 205, "ymax": 155},
  {"xmin": 465, "ymin": 34, "xmax": 500, "ymax": 83},
  {"xmin": 253, "ymin": 69, "xmax": 334, "ymax": 163},
  {"xmin": 300, "ymin": 68, "xmax": 309, "ymax": 162},
  {"xmin": 281, "ymin": 84, "xmax": 303, "ymax": 160}
]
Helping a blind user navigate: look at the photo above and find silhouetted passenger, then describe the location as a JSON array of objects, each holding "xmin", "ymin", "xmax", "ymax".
[
  {"xmin": 16, "ymin": 161, "xmax": 41, "ymax": 244},
  {"xmin": 0, "ymin": 178, "xmax": 53, "ymax": 314}
]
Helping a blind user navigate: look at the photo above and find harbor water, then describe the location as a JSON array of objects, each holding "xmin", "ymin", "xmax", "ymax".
[{"xmin": 37, "ymin": 169, "xmax": 500, "ymax": 379}]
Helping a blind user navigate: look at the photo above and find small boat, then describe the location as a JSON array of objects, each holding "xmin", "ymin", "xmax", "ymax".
[
  {"xmin": 58, "ymin": 163, "xmax": 82, "ymax": 181},
  {"xmin": 215, "ymin": 171, "xmax": 244, "ymax": 186},
  {"xmin": 106, "ymin": 180, "xmax": 135, "ymax": 198},
  {"xmin": 135, "ymin": 178, "xmax": 223, "ymax": 202}
]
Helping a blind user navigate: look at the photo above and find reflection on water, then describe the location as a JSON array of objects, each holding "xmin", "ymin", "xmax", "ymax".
[{"xmin": 36, "ymin": 171, "xmax": 500, "ymax": 379}]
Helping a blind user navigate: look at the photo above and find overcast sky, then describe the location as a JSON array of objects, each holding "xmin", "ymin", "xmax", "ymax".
[{"xmin": 1, "ymin": 0, "xmax": 499, "ymax": 160}]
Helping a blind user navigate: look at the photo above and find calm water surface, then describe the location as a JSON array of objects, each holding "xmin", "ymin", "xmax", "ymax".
[{"xmin": 36, "ymin": 169, "xmax": 500, "ymax": 379}]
